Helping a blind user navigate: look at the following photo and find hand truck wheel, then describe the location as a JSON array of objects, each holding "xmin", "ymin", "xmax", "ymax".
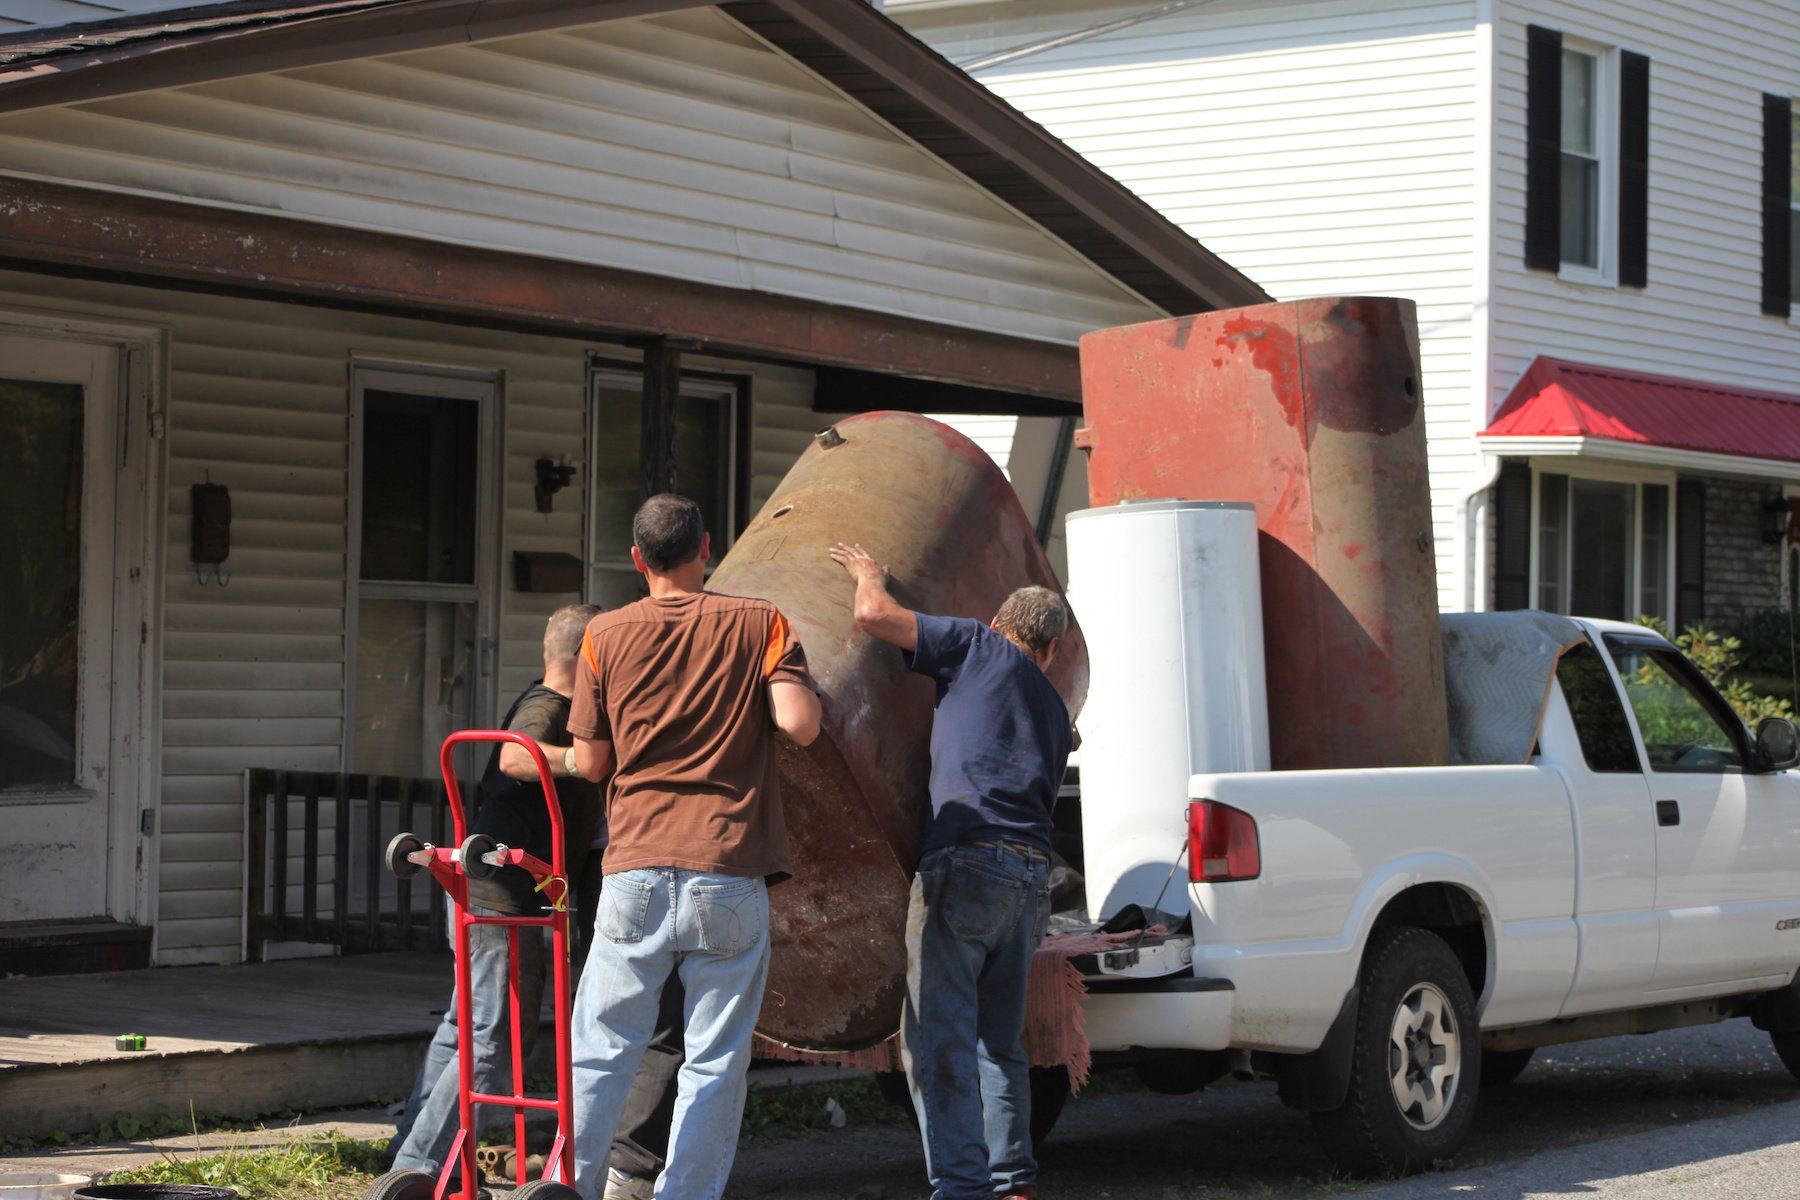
[
  {"xmin": 510, "ymin": 1180, "xmax": 581, "ymax": 1200},
  {"xmin": 362, "ymin": 1169, "xmax": 436, "ymax": 1200},
  {"xmin": 385, "ymin": 832, "xmax": 426, "ymax": 879},
  {"xmin": 459, "ymin": 832, "xmax": 501, "ymax": 880}
]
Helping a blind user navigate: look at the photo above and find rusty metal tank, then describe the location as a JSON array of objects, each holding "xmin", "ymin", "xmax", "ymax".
[
  {"xmin": 1077, "ymin": 296, "xmax": 1448, "ymax": 771},
  {"xmin": 708, "ymin": 411, "xmax": 1087, "ymax": 1050}
]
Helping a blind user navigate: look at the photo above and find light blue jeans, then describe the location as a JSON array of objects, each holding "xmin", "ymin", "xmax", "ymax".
[
  {"xmin": 901, "ymin": 842, "xmax": 1052, "ymax": 1200},
  {"xmin": 387, "ymin": 904, "xmax": 547, "ymax": 1174},
  {"xmin": 570, "ymin": 868, "xmax": 770, "ymax": 1200}
]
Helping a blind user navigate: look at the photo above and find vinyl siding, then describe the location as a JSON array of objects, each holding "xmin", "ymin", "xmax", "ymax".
[
  {"xmin": 0, "ymin": 0, "xmax": 186, "ymax": 32},
  {"xmin": 893, "ymin": 0, "xmax": 1488, "ymax": 607},
  {"xmin": 0, "ymin": 269, "xmax": 828, "ymax": 964},
  {"xmin": 0, "ymin": 7, "xmax": 1158, "ymax": 346},
  {"xmin": 1490, "ymin": 0, "xmax": 1800, "ymax": 402}
]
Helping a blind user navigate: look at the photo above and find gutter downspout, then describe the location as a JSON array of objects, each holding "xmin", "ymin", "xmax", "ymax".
[{"xmin": 1458, "ymin": 446, "xmax": 1504, "ymax": 612}]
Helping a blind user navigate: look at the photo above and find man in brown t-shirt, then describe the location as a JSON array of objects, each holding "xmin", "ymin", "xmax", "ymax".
[{"xmin": 567, "ymin": 493, "xmax": 820, "ymax": 1200}]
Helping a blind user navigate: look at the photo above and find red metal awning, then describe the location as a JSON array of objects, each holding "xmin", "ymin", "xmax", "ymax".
[{"xmin": 1481, "ymin": 356, "xmax": 1800, "ymax": 467}]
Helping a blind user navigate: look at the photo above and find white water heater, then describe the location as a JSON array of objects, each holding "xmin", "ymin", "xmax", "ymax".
[{"xmin": 1065, "ymin": 501, "xmax": 1270, "ymax": 919}]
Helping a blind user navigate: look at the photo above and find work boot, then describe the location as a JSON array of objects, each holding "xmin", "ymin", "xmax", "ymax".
[{"xmin": 602, "ymin": 1168, "xmax": 655, "ymax": 1200}]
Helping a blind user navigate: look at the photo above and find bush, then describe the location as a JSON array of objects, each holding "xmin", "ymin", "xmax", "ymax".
[{"xmin": 1635, "ymin": 616, "xmax": 1795, "ymax": 726}]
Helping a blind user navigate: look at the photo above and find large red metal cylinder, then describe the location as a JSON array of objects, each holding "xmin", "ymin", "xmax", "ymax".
[
  {"xmin": 708, "ymin": 411, "xmax": 1088, "ymax": 1050},
  {"xmin": 1078, "ymin": 296, "xmax": 1447, "ymax": 771}
]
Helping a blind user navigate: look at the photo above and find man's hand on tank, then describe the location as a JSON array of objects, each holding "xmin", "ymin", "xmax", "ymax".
[{"xmin": 829, "ymin": 542, "xmax": 888, "ymax": 584}]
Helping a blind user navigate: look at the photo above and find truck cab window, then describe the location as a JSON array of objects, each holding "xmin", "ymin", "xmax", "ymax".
[
  {"xmin": 1556, "ymin": 642, "xmax": 1641, "ymax": 772},
  {"xmin": 1605, "ymin": 640, "xmax": 1745, "ymax": 773}
]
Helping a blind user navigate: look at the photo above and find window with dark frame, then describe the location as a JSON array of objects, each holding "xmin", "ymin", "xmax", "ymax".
[
  {"xmin": 1526, "ymin": 26, "xmax": 1648, "ymax": 285},
  {"xmin": 586, "ymin": 362, "xmax": 745, "ymax": 611}
]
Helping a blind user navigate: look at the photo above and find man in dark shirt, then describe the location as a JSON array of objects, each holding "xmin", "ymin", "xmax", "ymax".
[
  {"xmin": 384, "ymin": 604, "xmax": 602, "ymax": 1177},
  {"xmin": 831, "ymin": 543, "xmax": 1073, "ymax": 1200}
]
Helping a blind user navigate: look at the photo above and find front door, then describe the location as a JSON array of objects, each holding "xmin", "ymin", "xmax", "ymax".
[
  {"xmin": 0, "ymin": 333, "xmax": 144, "ymax": 924},
  {"xmin": 1605, "ymin": 633, "xmax": 1800, "ymax": 993}
]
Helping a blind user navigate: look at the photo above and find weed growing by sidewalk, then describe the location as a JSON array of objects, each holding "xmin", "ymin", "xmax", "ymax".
[{"xmin": 107, "ymin": 1129, "xmax": 387, "ymax": 1200}]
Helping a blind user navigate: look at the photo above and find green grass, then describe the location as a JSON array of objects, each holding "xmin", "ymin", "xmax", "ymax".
[
  {"xmin": 106, "ymin": 1131, "xmax": 389, "ymax": 1200},
  {"xmin": 79, "ymin": 1078, "xmax": 901, "ymax": 1200}
]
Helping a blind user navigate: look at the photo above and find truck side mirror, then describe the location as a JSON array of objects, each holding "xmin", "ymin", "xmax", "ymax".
[{"xmin": 1755, "ymin": 716, "xmax": 1800, "ymax": 772}]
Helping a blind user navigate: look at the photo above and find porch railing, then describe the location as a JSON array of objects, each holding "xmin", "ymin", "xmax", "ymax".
[{"xmin": 244, "ymin": 769, "xmax": 471, "ymax": 960}]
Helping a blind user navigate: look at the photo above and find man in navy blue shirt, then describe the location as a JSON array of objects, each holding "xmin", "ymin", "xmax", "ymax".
[{"xmin": 831, "ymin": 543, "xmax": 1073, "ymax": 1200}]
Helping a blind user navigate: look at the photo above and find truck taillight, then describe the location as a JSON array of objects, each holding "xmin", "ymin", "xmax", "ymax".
[{"xmin": 1188, "ymin": 800, "xmax": 1260, "ymax": 883}]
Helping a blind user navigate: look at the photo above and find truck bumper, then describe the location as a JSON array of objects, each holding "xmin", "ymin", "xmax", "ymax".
[{"xmin": 1082, "ymin": 977, "xmax": 1235, "ymax": 1052}]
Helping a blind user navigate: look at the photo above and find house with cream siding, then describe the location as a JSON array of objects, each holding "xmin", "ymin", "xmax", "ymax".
[
  {"xmin": 891, "ymin": 0, "xmax": 1800, "ymax": 626},
  {"xmin": 0, "ymin": 0, "xmax": 1263, "ymax": 970}
]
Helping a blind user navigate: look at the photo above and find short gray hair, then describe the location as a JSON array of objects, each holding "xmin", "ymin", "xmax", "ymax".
[
  {"xmin": 545, "ymin": 604, "xmax": 601, "ymax": 663},
  {"xmin": 992, "ymin": 586, "xmax": 1069, "ymax": 656}
]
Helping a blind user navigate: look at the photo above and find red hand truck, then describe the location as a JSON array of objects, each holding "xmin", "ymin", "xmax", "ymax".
[{"xmin": 363, "ymin": 730, "xmax": 580, "ymax": 1200}]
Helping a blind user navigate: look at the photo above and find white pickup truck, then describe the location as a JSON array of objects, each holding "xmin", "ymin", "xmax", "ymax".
[{"xmin": 1055, "ymin": 500, "xmax": 1800, "ymax": 1174}]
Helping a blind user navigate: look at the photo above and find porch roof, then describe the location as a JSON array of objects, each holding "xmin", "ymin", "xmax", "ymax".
[
  {"xmin": 0, "ymin": 0, "xmax": 1267, "ymax": 319},
  {"xmin": 1479, "ymin": 356, "xmax": 1800, "ymax": 482}
]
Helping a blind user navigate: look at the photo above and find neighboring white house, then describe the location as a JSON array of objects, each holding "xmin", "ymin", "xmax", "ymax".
[
  {"xmin": 891, "ymin": 0, "xmax": 1800, "ymax": 625},
  {"xmin": 0, "ymin": 0, "xmax": 1263, "ymax": 969}
]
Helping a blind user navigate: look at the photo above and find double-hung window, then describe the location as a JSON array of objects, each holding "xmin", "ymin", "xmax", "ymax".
[
  {"xmin": 1791, "ymin": 107, "xmax": 1800, "ymax": 305},
  {"xmin": 1527, "ymin": 27, "xmax": 1646, "ymax": 286},
  {"xmin": 1560, "ymin": 47, "xmax": 1605, "ymax": 273}
]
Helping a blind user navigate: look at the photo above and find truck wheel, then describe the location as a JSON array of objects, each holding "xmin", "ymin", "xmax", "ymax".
[
  {"xmin": 1772, "ymin": 1031, "xmax": 1800, "ymax": 1081},
  {"xmin": 1312, "ymin": 926, "xmax": 1481, "ymax": 1175},
  {"xmin": 1481, "ymin": 1046, "xmax": 1535, "ymax": 1088}
]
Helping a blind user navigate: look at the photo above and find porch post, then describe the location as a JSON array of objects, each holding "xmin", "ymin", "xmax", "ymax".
[{"xmin": 640, "ymin": 338, "xmax": 681, "ymax": 500}]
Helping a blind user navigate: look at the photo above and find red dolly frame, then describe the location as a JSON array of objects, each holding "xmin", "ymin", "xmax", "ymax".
[{"xmin": 383, "ymin": 730, "xmax": 578, "ymax": 1200}]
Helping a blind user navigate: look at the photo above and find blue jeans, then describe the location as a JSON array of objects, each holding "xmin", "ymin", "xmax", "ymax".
[
  {"xmin": 388, "ymin": 905, "xmax": 547, "ymax": 1174},
  {"xmin": 902, "ymin": 843, "xmax": 1052, "ymax": 1200},
  {"xmin": 569, "ymin": 869, "xmax": 770, "ymax": 1200}
]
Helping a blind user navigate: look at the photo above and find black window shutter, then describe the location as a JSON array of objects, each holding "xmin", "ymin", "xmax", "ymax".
[
  {"xmin": 1618, "ymin": 51, "xmax": 1650, "ymax": 287},
  {"xmin": 1525, "ymin": 25, "xmax": 1564, "ymax": 272},
  {"xmin": 1494, "ymin": 461, "xmax": 1533, "ymax": 610},
  {"xmin": 1762, "ymin": 93, "xmax": 1793, "ymax": 316},
  {"xmin": 1675, "ymin": 478, "xmax": 1706, "ymax": 630}
]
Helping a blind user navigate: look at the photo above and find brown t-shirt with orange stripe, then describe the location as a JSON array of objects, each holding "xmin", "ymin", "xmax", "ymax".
[{"xmin": 567, "ymin": 590, "xmax": 811, "ymax": 883}]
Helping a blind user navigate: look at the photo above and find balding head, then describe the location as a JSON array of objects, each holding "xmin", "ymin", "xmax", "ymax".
[{"xmin": 545, "ymin": 604, "xmax": 601, "ymax": 666}]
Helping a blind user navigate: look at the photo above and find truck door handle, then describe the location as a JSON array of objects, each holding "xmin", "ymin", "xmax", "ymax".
[{"xmin": 1656, "ymin": 800, "xmax": 1681, "ymax": 827}]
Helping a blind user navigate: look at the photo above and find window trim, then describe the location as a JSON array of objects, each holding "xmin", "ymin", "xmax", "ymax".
[
  {"xmin": 583, "ymin": 357, "xmax": 749, "ymax": 606},
  {"xmin": 1528, "ymin": 461, "xmax": 1675, "ymax": 622},
  {"xmin": 1557, "ymin": 39, "xmax": 1619, "ymax": 287}
]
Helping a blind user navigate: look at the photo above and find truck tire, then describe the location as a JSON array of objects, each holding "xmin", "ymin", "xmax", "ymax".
[
  {"xmin": 872, "ymin": 1066, "xmax": 1070, "ymax": 1150},
  {"xmin": 1311, "ymin": 926, "xmax": 1481, "ymax": 1175},
  {"xmin": 1772, "ymin": 1031, "xmax": 1800, "ymax": 1081},
  {"xmin": 1481, "ymin": 1047, "xmax": 1535, "ymax": 1088}
]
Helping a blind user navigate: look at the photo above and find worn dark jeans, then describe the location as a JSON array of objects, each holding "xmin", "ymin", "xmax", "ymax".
[{"xmin": 901, "ymin": 842, "xmax": 1052, "ymax": 1200}]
